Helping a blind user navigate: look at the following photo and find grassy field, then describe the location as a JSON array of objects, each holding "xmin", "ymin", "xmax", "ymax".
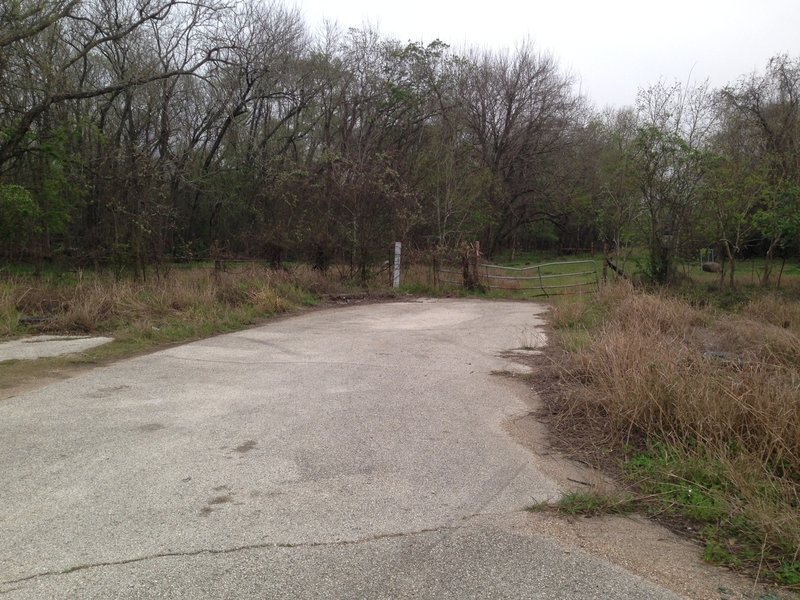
[
  {"xmin": 428, "ymin": 251, "xmax": 601, "ymax": 298},
  {"xmin": 491, "ymin": 248, "xmax": 800, "ymax": 288},
  {"xmin": 541, "ymin": 279, "xmax": 800, "ymax": 588}
]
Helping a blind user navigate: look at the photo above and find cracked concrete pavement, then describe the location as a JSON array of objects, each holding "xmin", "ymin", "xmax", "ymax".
[{"xmin": 0, "ymin": 299, "xmax": 682, "ymax": 598}]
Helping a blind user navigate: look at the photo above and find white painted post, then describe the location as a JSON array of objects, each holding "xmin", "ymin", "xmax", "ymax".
[{"xmin": 393, "ymin": 242, "xmax": 402, "ymax": 288}]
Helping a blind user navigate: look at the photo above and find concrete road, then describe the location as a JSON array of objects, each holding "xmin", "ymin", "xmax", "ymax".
[{"xmin": 0, "ymin": 299, "xmax": 680, "ymax": 598}]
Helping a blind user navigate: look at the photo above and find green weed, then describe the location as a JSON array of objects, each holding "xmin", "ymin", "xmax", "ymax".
[{"xmin": 777, "ymin": 561, "xmax": 800, "ymax": 586}]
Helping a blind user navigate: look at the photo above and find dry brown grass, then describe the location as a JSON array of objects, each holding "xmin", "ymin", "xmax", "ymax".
[
  {"xmin": 744, "ymin": 294, "xmax": 800, "ymax": 332},
  {"xmin": 549, "ymin": 281, "xmax": 631, "ymax": 328},
  {"xmin": 550, "ymin": 282, "xmax": 800, "ymax": 584},
  {"xmin": 0, "ymin": 265, "xmax": 333, "ymax": 340},
  {"xmin": 548, "ymin": 297, "xmax": 591, "ymax": 330}
]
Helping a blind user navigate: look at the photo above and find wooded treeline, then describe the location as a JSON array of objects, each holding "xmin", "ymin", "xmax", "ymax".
[{"xmin": 1, "ymin": 0, "xmax": 798, "ymax": 283}]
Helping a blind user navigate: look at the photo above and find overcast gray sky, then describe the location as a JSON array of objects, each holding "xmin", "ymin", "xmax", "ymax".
[{"xmin": 296, "ymin": 0, "xmax": 800, "ymax": 108}]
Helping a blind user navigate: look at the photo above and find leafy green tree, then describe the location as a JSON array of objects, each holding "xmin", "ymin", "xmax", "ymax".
[
  {"xmin": 702, "ymin": 155, "xmax": 764, "ymax": 287},
  {"xmin": 751, "ymin": 182, "xmax": 800, "ymax": 287},
  {"xmin": 721, "ymin": 55, "xmax": 800, "ymax": 285},
  {"xmin": 0, "ymin": 184, "xmax": 39, "ymax": 258},
  {"xmin": 632, "ymin": 81, "xmax": 717, "ymax": 283},
  {"xmin": 592, "ymin": 109, "xmax": 641, "ymax": 255}
]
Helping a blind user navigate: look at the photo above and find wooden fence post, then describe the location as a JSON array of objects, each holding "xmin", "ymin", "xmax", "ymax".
[
  {"xmin": 461, "ymin": 245, "xmax": 473, "ymax": 290},
  {"xmin": 472, "ymin": 241, "xmax": 481, "ymax": 289},
  {"xmin": 461, "ymin": 241, "xmax": 482, "ymax": 291}
]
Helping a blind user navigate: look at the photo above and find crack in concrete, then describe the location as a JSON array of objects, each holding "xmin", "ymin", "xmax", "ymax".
[
  {"xmin": 160, "ymin": 354, "xmax": 389, "ymax": 368},
  {"xmin": 0, "ymin": 524, "xmax": 462, "ymax": 592}
]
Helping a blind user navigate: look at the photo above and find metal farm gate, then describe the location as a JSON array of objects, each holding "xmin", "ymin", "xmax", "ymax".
[{"xmin": 437, "ymin": 258, "xmax": 600, "ymax": 297}]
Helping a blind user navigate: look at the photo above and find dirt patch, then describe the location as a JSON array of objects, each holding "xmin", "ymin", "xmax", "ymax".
[
  {"xmin": 0, "ymin": 364, "xmax": 89, "ymax": 401},
  {"xmin": 503, "ymin": 409, "xmax": 612, "ymax": 492},
  {"xmin": 525, "ymin": 511, "xmax": 786, "ymax": 600}
]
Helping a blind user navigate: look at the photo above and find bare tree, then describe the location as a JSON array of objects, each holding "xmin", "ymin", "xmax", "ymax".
[
  {"xmin": 458, "ymin": 41, "xmax": 583, "ymax": 255},
  {"xmin": 632, "ymin": 79, "xmax": 717, "ymax": 282},
  {"xmin": 0, "ymin": 0, "xmax": 222, "ymax": 169}
]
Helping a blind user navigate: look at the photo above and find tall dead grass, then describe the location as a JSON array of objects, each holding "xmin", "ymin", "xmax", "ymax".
[
  {"xmin": 1, "ymin": 266, "xmax": 327, "ymax": 338},
  {"xmin": 744, "ymin": 293, "xmax": 800, "ymax": 332},
  {"xmin": 552, "ymin": 283, "xmax": 800, "ymax": 581}
]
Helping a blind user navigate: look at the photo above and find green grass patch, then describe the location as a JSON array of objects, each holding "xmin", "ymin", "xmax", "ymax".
[
  {"xmin": 777, "ymin": 562, "xmax": 800, "ymax": 587},
  {"xmin": 625, "ymin": 445, "xmax": 730, "ymax": 523}
]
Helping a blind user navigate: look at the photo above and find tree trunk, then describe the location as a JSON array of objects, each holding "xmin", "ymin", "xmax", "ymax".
[
  {"xmin": 722, "ymin": 240, "xmax": 736, "ymax": 289},
  {"xmin": 761, "ymin": 237, "xmax": 781, "ymax": 287}
]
